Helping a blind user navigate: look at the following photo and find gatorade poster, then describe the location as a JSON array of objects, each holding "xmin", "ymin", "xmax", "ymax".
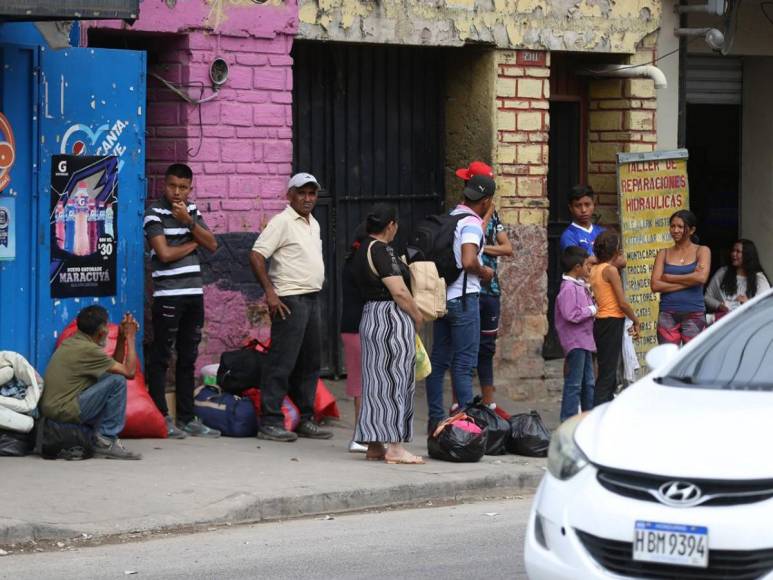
[{"xmin": 50, "ymin": 155, "xmax": 118, "ymax": 298}]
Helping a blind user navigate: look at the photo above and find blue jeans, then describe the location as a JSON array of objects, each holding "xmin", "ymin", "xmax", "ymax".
[
  {"xmin": 561, "ymin": 349, "xmax": 595, "ymax": 422},
  {"xmin": 78, "ymin": 373, "xmax": 128, "ymax": 438},
  {"xmin": 426, "ymin": 294, "xmax": 480, "ymax": 421}
]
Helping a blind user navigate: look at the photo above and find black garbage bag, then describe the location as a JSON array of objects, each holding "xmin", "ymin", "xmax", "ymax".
[
  {"xmin": 427, "ymin": 414, "xmax": 487, "ymax": 463},
  {"xmin": 507, "ymin": 410, "xmax": 550, "ymax": 457},
  {"xmin": 39, "ymin": 418, "xmax": 95, "ymax": 460},
  {"xmin": 0, "ymin": 427, "xmax": 33, "ymax": 457},
  {"xmin": 464, "ymin": 397, "xmax": 510, "ymax": 455}
]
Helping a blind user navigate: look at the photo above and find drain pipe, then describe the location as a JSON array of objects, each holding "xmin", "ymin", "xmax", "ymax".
[{"xmin": 579, "ymin": 64, "xmax": 668, "ymax": 89}]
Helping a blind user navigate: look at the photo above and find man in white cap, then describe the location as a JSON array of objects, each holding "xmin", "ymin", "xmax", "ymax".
[{"xmin": 249, "ymin": 173, "xmax": 332, "ymax": 442}]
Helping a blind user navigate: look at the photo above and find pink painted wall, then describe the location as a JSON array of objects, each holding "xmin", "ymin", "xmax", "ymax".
[{"xmin": 83, "ymin": 0, "xmax": 299, "ymax": 373}]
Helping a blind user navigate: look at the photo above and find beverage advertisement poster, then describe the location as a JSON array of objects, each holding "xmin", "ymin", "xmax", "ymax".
[
  {"xmin": 617, "ymin": 149, "xmax": 690, "ymax": 364},
  {"xmin": 50, "ymin": 155, "xmax": 118, "ymax": 298},
  {"xmin": 0, "ymin": 197, "xmax": 15, "ymax": 260}
]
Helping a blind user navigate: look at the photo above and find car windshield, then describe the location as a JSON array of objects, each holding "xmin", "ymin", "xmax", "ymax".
[{"xmin": 660, "ymin": 294, "xmax": 773, "ymax": 391}]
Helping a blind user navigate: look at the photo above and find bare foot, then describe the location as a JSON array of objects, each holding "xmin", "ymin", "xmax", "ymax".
[{"xmin": 366, "ymin": 443, "xmax": 386, "ymax": 461}]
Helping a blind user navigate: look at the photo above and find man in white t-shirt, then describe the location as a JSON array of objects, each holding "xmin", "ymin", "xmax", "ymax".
[{"xmin": 425, "ymin": 175, "xmax": 496, "ymax": 433}]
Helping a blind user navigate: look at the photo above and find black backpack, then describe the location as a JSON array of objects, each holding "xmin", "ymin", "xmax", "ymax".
[{"xmin": 409, "ymin": 213, "xmax": 467, "ymax": 284}]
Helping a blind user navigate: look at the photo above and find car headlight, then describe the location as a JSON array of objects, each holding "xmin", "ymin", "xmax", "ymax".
[{"xmin": 547, "ymin": 414, "xmax": 589, "ymax": 480}]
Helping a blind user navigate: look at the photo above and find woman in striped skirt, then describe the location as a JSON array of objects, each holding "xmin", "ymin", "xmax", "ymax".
[{"xmin": 352, "ymin": 203, "xmax": 425, "ymax": 464}]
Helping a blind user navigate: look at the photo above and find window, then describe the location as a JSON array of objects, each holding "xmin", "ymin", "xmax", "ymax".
[{"xmin": 660, "ymin": 295, "xmax": 773, "ymax": 391}]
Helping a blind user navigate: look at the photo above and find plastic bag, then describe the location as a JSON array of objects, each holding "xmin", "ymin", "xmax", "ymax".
[
  {"xmin": 243, "ymin": 389, "xmax": 301, "ymax": 432},
  {"xmin": 121, "ymin": 370, "xmax": 168, "ymax": 439},
  {"xmin": 313, "ymin": 379, "xmax": 340, "ymax": 421},
  {"xmin": 507, "ymin": 410, "xmax": 550, "ymax": 457},
  {"xmin": 415, "ymin": 335, "xmax": 432, "ymax": 381},
  {"xmin": 427, "ymin": 413, "xmax": 487, "ymax": 463},
  {"xmin": 59, "ymin": 320, "xmax": 167, "ymax": 439},
  {"xmin": 464, "ymin": 397, "xmax": 510, "ymax": 455},
  {"xmin": 0, "ymin": 427, "xmax": 33, "ymax": 457}
]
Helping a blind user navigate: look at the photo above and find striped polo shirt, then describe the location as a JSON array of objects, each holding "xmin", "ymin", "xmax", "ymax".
[{"xmin": 143, "ymin": 198, "xmax": 209, "ymax": 297}]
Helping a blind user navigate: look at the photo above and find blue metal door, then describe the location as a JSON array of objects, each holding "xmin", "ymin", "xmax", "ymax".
[
  {"xmin": 0, "ymin": 44, "xmax": 39, "ymax": 361},
  {"xmin": 37, "ymin": 47, "xmax": 146, "ymax": 366}
]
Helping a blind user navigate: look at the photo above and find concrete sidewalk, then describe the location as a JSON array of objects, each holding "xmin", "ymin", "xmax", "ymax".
[{"xmin": 0, "ymin": 380, "xmax": 557, "ymax": 547}]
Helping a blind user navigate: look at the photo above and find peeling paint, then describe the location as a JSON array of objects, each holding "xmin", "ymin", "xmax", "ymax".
[{"xmin": 298, "ymin": 0, "xmax": 661, "ymax": 54}]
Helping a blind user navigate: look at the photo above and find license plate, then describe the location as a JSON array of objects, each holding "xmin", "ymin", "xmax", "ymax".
[{"xmin": 633, "ymin": 521, "xmax": 709, "ymax": 568}]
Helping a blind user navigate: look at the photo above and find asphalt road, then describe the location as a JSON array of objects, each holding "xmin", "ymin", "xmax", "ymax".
[{"xmin": 0, "ymin": 497, "xmax": 533, "ymax": 580}]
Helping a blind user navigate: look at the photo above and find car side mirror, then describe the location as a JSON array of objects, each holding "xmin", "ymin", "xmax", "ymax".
[{"xmin": 646, "ymin": 343, "xmax": 680, "ymax": 372}]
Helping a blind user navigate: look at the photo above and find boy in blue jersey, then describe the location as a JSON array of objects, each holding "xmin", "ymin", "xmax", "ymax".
[{"xmin": 559, "ymin": 185, "xmax": 605, "ymax": 257}]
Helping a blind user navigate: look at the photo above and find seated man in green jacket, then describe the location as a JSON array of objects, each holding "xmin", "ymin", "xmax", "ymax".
[{"xmin": 40, "ymin": 305, "xmax": 141, "ymax": 460}]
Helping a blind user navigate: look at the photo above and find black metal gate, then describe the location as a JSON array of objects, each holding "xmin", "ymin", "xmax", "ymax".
[{"xmin": 292, "ymin": 41, "xmax": 446, "ymax": 376}]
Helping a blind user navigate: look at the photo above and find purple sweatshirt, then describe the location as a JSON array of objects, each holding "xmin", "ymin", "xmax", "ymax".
[{"xmin": 555, "ymin": 275, "xmax": 597, "ymax": 354}]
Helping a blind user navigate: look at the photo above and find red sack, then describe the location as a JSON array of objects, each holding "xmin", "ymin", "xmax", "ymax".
[
  {"xmin": 243, "ymin": 388, "xmax": 301, "ymax": 432},
  {"xmin": 314, "ymin": 379, "xmax": 340, "ymax": 421},
  {"xmin": 58, "ymin": 320, "xmax": 167, "ymax": 439}
]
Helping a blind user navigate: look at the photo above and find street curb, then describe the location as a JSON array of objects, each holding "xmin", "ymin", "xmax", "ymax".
[{"xmin": 0, "ymin": 467, "xmax": 544, "ymax": 546}]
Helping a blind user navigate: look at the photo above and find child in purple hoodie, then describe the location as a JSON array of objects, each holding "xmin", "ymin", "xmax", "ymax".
[{"xmin": 555, "ymin": 246, "xmax": 597, "ymax": 422}]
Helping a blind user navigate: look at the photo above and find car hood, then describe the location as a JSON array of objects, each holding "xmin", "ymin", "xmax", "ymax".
[{"xmin": 575, "ymin": 379, "xmax": 773, "ymax": 480}]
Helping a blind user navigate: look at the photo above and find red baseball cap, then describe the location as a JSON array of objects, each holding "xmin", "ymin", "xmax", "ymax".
[{"xmin": 456, "ymin": 161, "xmax": 494, "ymax": 181}]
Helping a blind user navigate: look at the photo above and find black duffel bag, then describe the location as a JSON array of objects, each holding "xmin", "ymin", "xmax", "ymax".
[
  {"xmin": 36, "ymin": 417, "xmax": 95, "ymax": 461},
  {"xmin": 216, "ymin": 339, "xmax": 269, "ymax": 394},
  {"xmin": 507, "ymin": 410, "xmax": 551, "ymax": 457},
  {"xmin": 464, "ymin": 397, "xmax": 510, "ymax": 456}
]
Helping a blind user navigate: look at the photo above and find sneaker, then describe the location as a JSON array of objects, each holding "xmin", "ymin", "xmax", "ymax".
[
  {"xmin": 296, "ymin": 420, "xmax": 333, "ymax": 440},
  {"xmin": 94, "ymin": 435, "xmax": 142, "ymax": 460},
  {"xmin": 449, "ymin": 403, "xmax": 460, "ymax": 414},
  {"xmin": 165, "ymin": 415, "xmax": 187, "ymax": 439},
  {"xmin": 348, "ymin": 440, "xmax": 368, "ymax": 453},
  {"xmin": 177, "ymin": 417, "xmax": 221, "ymax": 438},
  {"xmin": 257, "ymin": 424, "xmax": 298, "ymax": 442}
]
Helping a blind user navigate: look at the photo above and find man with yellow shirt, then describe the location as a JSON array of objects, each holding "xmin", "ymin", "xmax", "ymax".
[{"xmin": 250, "ymin": 173, "xmax": 332, "ymax": 443}]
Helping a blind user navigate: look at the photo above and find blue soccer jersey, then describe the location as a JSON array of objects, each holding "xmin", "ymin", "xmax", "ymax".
[{"xmin": 559, "ymin": 223, "xmax": 605, "ymax": 256}]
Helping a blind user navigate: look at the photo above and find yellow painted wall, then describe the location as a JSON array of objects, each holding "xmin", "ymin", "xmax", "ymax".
[{"xmin": 298, "ymin": 0, "xmax": 662, "ymax": 54}]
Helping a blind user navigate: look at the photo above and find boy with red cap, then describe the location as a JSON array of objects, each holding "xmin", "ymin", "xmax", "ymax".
[{"xmin": 455, "ymin": 162, "xmax": 513, "ymax": 408}]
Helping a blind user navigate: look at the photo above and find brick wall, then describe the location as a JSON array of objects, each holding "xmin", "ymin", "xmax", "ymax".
[
  {"xmin": 183, "ymin": 32, "xmax": 294, "ymax": 366},
  {"xmin": 588, "ymin": 34, "xmax": 659, "ymax": 224},
  {"xmin": 130, "ymin": 29, "xmax": 296, "ymax": 366},
  {"xmin": 492, "ymin": 49, "xmax": 551, "ymax": 398}
]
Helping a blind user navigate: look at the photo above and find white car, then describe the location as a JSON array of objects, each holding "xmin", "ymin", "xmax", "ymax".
[{"xmin": 525, "ymin": 289, "xmax": 773, "ymax": 580}]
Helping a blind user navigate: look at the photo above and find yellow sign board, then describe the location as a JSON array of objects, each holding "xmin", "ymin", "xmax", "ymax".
[{"xmin": 617, "ymin": 150, "xmax": 690, "ymax": 364}]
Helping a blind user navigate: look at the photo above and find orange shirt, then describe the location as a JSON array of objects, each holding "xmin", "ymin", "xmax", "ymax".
[{"xmin": 590, "ymin": 263, "xmax": 625, "ymax": 318}]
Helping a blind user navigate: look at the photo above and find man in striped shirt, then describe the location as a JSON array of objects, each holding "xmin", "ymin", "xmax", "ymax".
[{"xmin": 144, "ymin": 163, "xmax": 219, "ymax": 439}]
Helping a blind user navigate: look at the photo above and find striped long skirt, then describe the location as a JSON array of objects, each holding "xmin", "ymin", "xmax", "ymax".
[{"xmin": 354, "ymin": 301, "xmax": 416, "ymax": 443}]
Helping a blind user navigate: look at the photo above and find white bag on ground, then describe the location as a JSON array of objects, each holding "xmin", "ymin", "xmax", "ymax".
[
  {"xmin": 0, "ymin": 351, "xmax": 44, "ymax": 414},
  {"xmin": 622, "ymin": 318, "xmax": 640, "ymax": 384}
]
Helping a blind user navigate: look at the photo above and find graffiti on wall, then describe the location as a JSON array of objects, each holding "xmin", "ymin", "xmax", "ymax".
[{"xmin": 0, "ymin": 113, "xmax": 17, "ymax": 192}]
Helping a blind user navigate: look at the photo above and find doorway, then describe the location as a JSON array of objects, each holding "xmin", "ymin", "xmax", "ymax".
[
  {"xmin": 544, "ymin": 56, "xmax": 588, "ymax": 359},
  {"xmin": 685, "ymin": 103, "xmax": 740, "ymax": 272},
  {"xmin": 292, "ymin": 41, "xmax": 447, "ymax": 375}
]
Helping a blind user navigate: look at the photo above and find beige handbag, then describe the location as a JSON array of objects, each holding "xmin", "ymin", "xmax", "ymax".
[{"xmin": 367, "ymin": 242, "xmax": 447, "ymax": 321}]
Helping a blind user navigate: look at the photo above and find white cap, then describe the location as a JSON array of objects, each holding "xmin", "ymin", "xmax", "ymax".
[{"xmin": 287, "ymin": 172, "xmax": 321, "ymax": 191}]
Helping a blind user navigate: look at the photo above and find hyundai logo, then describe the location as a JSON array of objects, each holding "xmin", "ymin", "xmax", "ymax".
[{"xmin": 657, "ymin": 481, "xmax": 703, "ymax": 506}]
